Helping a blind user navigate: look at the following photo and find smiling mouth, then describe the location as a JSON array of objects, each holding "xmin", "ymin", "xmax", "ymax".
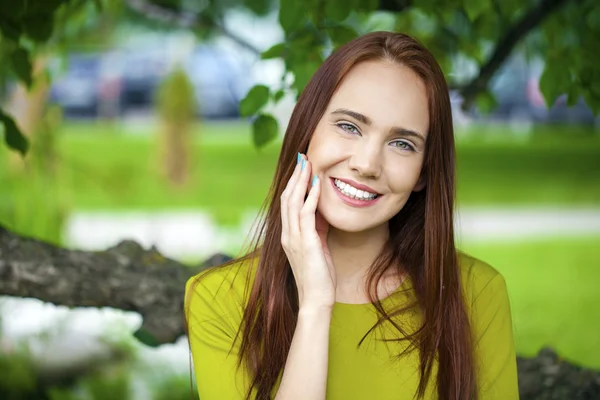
[{"xmin": 332, "ymin": 178, "xmax": 380, "ymax": 201}]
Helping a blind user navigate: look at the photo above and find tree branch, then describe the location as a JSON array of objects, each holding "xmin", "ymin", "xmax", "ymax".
[
  {"xmin": 378, "ymin": 0, "xmax": 412, "ymax": 13},
  {"xmin": 458, "ymin": 0, "xmax": 572, "ymax": 110},
  {"xmin": 0, "ymin": 224, "xmax": 229, "ymax": 345},
  {"xmin": 124, "ymin": 0, "xmax": 262, "ymax": 55}
]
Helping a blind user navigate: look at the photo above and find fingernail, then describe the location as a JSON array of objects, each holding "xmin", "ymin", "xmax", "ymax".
[
  {"xmin": 301, "ymin": 159, "xmax": 306, "ymax": 170},
  {"xmin": 312, "ymin": 175, "xmax": 318, "ymax": 186},
  {"xmin": 297, "ymin": 153, "xmax": 301, "ymax": 164}
]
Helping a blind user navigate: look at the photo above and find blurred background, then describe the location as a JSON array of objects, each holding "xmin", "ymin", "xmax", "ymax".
[{"xmin": 0, "ymin": 0, "xmax": 599, "ymax": 398}]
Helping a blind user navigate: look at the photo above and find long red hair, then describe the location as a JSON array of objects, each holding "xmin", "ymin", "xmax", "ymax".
[{"xmin": 187, "ymin": 31, "xmax": 477, "ymax": 400}]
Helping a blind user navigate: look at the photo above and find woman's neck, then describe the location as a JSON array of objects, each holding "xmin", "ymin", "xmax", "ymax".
[{"xmin": 327, "ymin": 223, "xmax": 393, "ymax": 301}]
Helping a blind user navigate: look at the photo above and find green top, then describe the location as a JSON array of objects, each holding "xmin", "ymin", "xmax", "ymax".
[{"xmin": 185, "ymin": 253, "xmax": 519, "ymax": 399}]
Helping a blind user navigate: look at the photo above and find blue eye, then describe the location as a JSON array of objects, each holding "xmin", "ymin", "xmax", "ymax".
[
  {"xmin": 391, "ymin": 140, "xmax": 415, "ymax": 151},
  {"xmin": 337, "ymin": 122, "xmax": 359, "ymax": 134}
]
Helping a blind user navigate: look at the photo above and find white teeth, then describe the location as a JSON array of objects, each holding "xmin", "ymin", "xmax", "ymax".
[{"xmin": 333, "ymin": 179, "xmax": 378, "ymax": 201}]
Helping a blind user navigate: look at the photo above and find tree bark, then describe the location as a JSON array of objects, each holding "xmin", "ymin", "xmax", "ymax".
[
  {"xmin": 457, "ymin": 0, "xmax": 574, "ymax": 110},
  {"xmin": 0, "ymin": 224, "xmax": 222, "ymax": 345}
]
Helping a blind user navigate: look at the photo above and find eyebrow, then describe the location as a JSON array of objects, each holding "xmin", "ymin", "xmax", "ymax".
[{"xmin": 331, "ymin": 108, "xmax": 426, "ymax": 142}]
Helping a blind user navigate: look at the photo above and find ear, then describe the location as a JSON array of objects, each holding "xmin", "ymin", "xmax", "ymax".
[{"xmin": 413, "ymin": 172, "xmax": 426, "ymax": 192}]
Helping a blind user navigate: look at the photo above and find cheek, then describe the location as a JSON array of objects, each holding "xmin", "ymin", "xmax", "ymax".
[
  {"xmin": 386, "ymin": 160, "xmax": 424, "ymax": 191},
  {"xmin": 307, "ymin": 127, "xmax": 346, "ymax": 168}
]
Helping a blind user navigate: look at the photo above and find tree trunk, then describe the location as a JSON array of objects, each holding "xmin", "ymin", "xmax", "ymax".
[
  {"xmin": 158, "ymin": 120, "xmax": 193, "ymax": 187},
  {"xmin": 6, "ymin": 55, "xmax": 51, "ymax": 171}
]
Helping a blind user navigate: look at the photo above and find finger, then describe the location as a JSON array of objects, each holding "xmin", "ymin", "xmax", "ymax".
[
  {"xmin": 299, "ymin": 174, "xmax": 321, "ymax": 238},
  {"xmin": 281, "ymin": 156, "xmax": 303, "ymax": 245},
  {"xmin": 288, "ymin": 156, "xmax": 312, "ymax": 238}
]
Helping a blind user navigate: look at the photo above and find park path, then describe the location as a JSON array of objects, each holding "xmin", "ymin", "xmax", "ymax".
[{"xmin": 64, "ymin": 207, "xmax": 600, "ymax": 260}]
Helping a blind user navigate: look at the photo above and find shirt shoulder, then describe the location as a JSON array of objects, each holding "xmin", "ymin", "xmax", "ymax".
[
  {"xmin": 184, "ymin": 256, "xmax": 258, "ymax": 332},
  {"xmin": 457, "ymin": 253, "xmax": 520, "ymax": 398},
  {"xmin": 457, "ymin": 251, "xmax": 506, "ymax": 305}
]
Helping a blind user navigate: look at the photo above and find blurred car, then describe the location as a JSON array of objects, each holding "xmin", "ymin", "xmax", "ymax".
[
  {"xmin": 49, "ymin": 54, "xmax": 101, "ymax": 116},
  {"xmin": 475, "ymin": 57, "xmax": 597, "ymax": 126},
  {"xmin": 49, "ymin": 52, "xmax": 122, "ymax": 118},
  {"xmin": 184, "ymin": 45, "xmax": 250, "ymax": 119},
  {"xmin": 119, "ymin": 49, "xmax": 169, "ymax": 112},
  {"xmin": 50, "ymin": 44, "xmax": 250, "ymax": 120}
]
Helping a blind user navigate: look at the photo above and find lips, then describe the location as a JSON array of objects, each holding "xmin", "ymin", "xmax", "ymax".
[
  {"xmin": 329, "ymin": 178, "xmax": 383, "ymax": 207},
  {"xmin": 332, "ymin": 177, "xmax": 381, "ymax": 195}
]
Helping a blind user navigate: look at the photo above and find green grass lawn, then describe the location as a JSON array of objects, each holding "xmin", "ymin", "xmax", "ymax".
[{"xmin": 462, "ymin": 236, "xmax": 600, "ymax": 369}]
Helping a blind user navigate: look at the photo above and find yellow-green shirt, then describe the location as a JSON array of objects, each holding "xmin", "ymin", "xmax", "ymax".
[{"xmin": 185, "ymin": 253, "xmax": 519, "ymax": 399}]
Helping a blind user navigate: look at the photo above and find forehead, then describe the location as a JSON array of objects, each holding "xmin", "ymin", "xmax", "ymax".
[{"xmin": 327, "ymin": 60, "xmax": 430, "ymax": 136}]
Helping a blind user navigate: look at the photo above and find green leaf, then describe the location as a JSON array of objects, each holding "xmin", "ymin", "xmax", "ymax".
[
  {"xmin": 291, "ymin": 60, "xmax": 320, "ymax": 94},
  {"xmin": 22, "ymin": 15, "xmax": 54, "ymax": 42},
  {"xmin": 240, "ymin": 85, "xmax": 270, "ymax": 117},
  {"xmin": 582, "ymin": 90, "xmax": 600, "ymax": 115},
  {"xmin": 0, "ymin": 17, "xmax": 22, "ymax": 41},
  {"xmin": 328, "ymin": 25, "xmax": 358, "ymax": 47},
  {"xmin": 355, "ymin": 0, "xmax": 379, "ymax": 12},
  {"xmin": 586, "ymin": 5, "xmax": 600, "ymax": 31},
  {"xmin": 0, "ymin": 109, "xmax": 29, "ymax": 156},
  {"xmin": 92, "ymin": 0, "xmax": 104, "ymax": 12},
  {"xmin": 8, "ymin": 0, "xmax": 27, "ymax": 15},
  {"xmin": 133, "ymin": 328, "xmax": 160, "ymax": 348},
  {"xmin": 273, "ymin": 89, "xmax": 285, "ymax": 103},
  {"xmin": 464, "ymin": 0, "xmax": 489, "ymax": 22},
  {"xmin": 325, "ymin": 1, "xmax": 352, "ymax": 21},
  {"xmin": 10, "ymin": 47, "xmax": 33, "ymax": 88},
  {"xmin": 539, "ymin": 63, "xmax": 572, "ymax": 108},
  {"xmin": 261, "ymin": 42, "xmax": 286, "ymax": 60},
  {"xmin": 475, "ymin": 89, "xmax": 497, "ymax": 114},
  {"xmin": 244, "ymin": 0, "xmax": 272, "ymax": 15},
  {"xmin": 566, "ymin": 85, "xmax": 580, "ymax": 107},
  {"xmin": 252, "ymin": 113, "xmax": 278, "ymax": 148},
  {"xmin": 591, "ymin": 73, "xmax": 600, "ymax": 99},
  {"xmin": 279, "ymin": 0, "xmax": 305, "ymax": 33}
]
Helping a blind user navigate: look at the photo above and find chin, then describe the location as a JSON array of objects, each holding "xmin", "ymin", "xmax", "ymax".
[{"xmin": 319, "ymin": 206, "xmax": 384, "ymax": 233}]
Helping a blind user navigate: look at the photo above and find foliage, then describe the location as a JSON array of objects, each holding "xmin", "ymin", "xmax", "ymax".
[
  {"xmin": 0, "ymin": 344, "xmax": 37, "ymax": 399},
  {"xmin": 0, "ymin": 0, "xmax": 121, "ymax": 155},
  {"xmin": 0, "ymin": 104, "xmax": 69, "ymax": 246},
  {"xmin": 151, "ymin": 374, "xmax": 200, "ymax": 400},
  {"xmin": 237, "ymin": 0, "xmax": 600, "ymax": 147},
  {"xmin": 0, "ymin": 0, "xmax": 70, "ymax": 155}
]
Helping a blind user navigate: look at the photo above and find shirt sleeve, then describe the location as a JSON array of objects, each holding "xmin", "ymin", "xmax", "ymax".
[
  {"xmin": 185, "ymin": 275, "xmax": 252, "ymax": 400},
  {"xmin": 471, "ymin": 273, "xmax": 520, "ymax": 399}
]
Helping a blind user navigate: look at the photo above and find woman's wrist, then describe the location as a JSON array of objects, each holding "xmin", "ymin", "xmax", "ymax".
[
  {"xmin": 298, "ymin": 302, "xmax": 333, "ymax": 315},
  {"xmin": 298, "ymin": 303, "xmax": 334, "ymax": 318}
]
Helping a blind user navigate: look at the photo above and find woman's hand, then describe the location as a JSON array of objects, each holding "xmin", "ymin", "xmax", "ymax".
[{"xmin": 280, "ymin": 153, "xmax": 336, "ymax": 310}]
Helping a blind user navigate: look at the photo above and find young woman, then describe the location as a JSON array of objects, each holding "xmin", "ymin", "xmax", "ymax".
[{"xmin": 185, "ymin": 31, "xmax": 519, "ymax": 400}]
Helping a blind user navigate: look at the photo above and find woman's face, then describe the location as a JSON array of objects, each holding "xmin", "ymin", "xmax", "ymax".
[{"xmin": 306, "ymin": 59, "xmax": 430, "ymax": 233}]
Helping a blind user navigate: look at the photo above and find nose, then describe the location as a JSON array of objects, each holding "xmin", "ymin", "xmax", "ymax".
[{"xmin": 347, "ymin": 140, "xmax": 382, "ymax": 179}]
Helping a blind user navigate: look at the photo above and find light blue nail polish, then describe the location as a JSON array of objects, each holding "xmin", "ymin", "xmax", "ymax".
[
  {"xmin": 312, "ymin": 175, "xmax": 318, "ymax": 186},
  {"xmin": 301, "ymin": 159, "xmax": 306, "ymax": 170},
  {"xmin": 297, "ymin": 153, "xmax": 301, "ymax": 164}
]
